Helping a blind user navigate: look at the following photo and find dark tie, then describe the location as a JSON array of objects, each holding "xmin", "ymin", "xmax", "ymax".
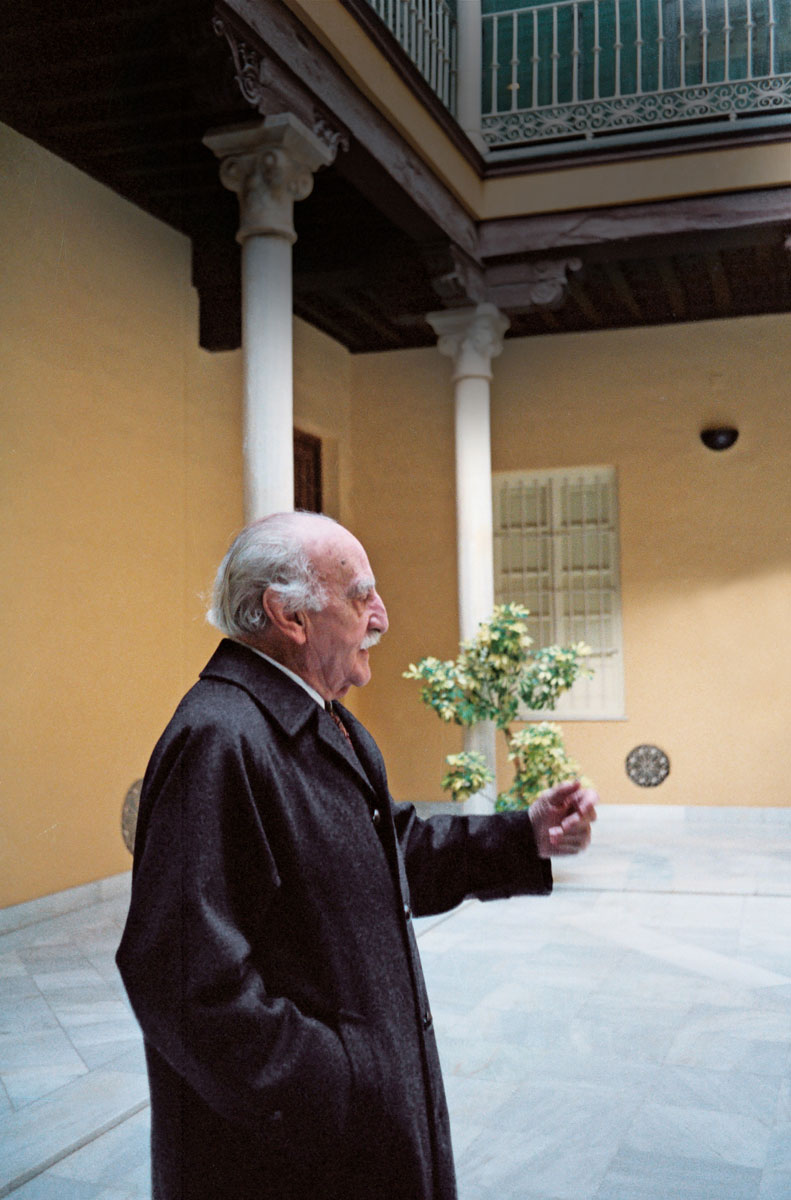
[{"xmin": 325, "ymin": 701, "xmax": 351, "ymax": 741}]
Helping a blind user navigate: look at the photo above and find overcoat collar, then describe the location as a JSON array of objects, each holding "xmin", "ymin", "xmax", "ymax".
[
  {"xmin": 199, "ymin": 640, "xmax": 386, "ymax": 800},
  {"xmin": 200, "ymin": 639, "xmax": 319, "ymax": 735}
]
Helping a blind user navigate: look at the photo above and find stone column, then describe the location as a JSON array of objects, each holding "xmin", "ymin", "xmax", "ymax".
[
  {"xmin": 456, "ymin": 0, "xmax": 485, "ymax": 151},
  {"xmin": 204, "ymin": 115, "xmax": 333, "ymax": 520},
  {"xmin": 427, "ymin": 303, "xmax": 510, "ymax": 813}
]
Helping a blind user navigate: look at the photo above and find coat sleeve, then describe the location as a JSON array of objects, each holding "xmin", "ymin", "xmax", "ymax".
[
  {"xmin": 392, "ymin": 803, "xmax": 553, "ymax": 917},
  {"xmin": 116, "ymin": 718, "xmax": 354, "ymax": 1145}
]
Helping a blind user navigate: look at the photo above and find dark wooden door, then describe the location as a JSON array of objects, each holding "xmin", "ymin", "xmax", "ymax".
[{"xmin": 294, "ymin": 429, "xmax": 322, "ymax": 513}]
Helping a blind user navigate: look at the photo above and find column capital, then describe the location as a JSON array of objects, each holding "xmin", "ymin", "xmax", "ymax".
[
  {"xmin": 204, "ymin": 114, "xmax": 333, "ymax": 244},
  {"xmin": 427, "ymin": 304, "xmax": 510, "ymax": 382}
]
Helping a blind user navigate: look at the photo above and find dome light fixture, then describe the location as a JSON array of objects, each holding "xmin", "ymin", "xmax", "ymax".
[{"xmin": 700, "ymin": 426, "xmax": 739, "ymax": 451}]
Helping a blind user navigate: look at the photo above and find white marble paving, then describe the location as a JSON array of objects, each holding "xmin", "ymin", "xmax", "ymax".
[
  {"xmin": 420, "ymin": 804, "xmax": 791, "ymax": 1200},
  {"xmin": 648, "ymin": 1063, "xmax": 782, "ymax": 1124},
  {"xmin": 624, "ymin": 1099, "xmax": 773, "ymax": 1169},
  {"xmin": 46, "ymin": 1108, "xmax": 151, "ymax": 1196},
  {"xmin": 593, "ymin": 1148, "xmax": 763, "ymax": 1200},
  {"xmin": 1, "ymin": 804, "xmax": 790, "ymax": 1198},
  {"xmin": 0, "ymin": 1070, "xmax": 149, "ymax": 1196},
  {"xmin": 565, "ymin": 907, "xmax": 791, "ymax": 987}
]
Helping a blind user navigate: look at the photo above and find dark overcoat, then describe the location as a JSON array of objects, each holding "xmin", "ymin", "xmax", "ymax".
[{"xmin": 117, "ymin": 640, "xmax": 553, "ymax": 1200}]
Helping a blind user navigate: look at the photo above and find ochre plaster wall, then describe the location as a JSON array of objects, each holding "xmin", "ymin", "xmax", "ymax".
[
  {"xmin": 0, "ymin": 124, "xmax": 239, "ymax": 906},
  {"xmin": 3, "ymin": 115, "xmax": 788, "ymax": 908},
  {"xmin": 351, "ymin": 314, "xmax": 791, "ymax": 810},
  {"xmin": 0, "ymin": 125, "xmax": 352, "ymax": 906},
  {"xmin": 345, "ymin": 348, "xmax": 464, "ymax": 797}
]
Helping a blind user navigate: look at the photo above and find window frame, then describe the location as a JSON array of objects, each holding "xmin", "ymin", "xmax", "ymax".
[{"xmin": 493, "ymin": 464, "xmax": 626, "ymax": 721}]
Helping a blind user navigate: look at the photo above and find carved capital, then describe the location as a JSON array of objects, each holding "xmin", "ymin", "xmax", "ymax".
[
  {"xmin": 204, "ymin": 115, "xmax": 334, "ymax": 243},
  {"xmin": 485, "ymin": 257, "xmax": 583, "ymax": 311},
  {"xmin": 426, "ymin": 304, "xmax": 510, "ymax": 381},
  {"xmin": 212, "ymin": 16, "xmax": 272, "ymax": 108}
]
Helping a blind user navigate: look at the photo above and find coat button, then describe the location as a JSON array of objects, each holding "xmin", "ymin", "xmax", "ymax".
[
  {"xmin": 371, "ymin": 808, "xmax": 381, "ymax": 827},
  {"xmin": 403, "ymin": 902, "xmax": 412, "ymax": 919},
  {"xmin": 423, "ymin": 1010, "xmax": 433, "ymax": 1031}
]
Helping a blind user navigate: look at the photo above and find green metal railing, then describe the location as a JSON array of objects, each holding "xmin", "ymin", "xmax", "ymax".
[
  {"xmin": 482, "ymin": 0, "xmax": 791, "ymax": 151},
  {"xmin": 362, "ymin": 0, "xmax": 791, "ymax": 154},
  {"xmin": 365, "ymin": 0, "xmax": 457, "ymax": 111}
]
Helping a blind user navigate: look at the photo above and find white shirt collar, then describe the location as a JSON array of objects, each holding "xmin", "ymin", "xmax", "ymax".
[{"xmin": 239, "ymin": 643, "xmax": 327, "ymax": 709}]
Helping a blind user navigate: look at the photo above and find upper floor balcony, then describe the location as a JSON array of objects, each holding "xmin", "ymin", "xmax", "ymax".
[{"xmin": 362, "ymin": 0, "xmax": 791, "ymax": 159}]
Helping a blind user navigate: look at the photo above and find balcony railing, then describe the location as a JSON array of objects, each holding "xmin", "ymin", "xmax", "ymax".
[
  {"xmin": 364, "ymin": 0, "xmax": 457, "ymax": 111},
  {"xmin": 362, "ymin": 0, "xmax": 791, "ymax": 156},
  {"xmin": 481, "ymin": 0, "xmax": 791, "ymax": 154}
]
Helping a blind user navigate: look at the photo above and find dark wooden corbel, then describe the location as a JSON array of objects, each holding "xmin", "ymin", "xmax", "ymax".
[
  {"xmin": 424, "ymin": 243, "xmax": 490, "ymax": 308},
  {"xmin": 485, "ymin": 257, "xmax": 583, "ymax": 311}
]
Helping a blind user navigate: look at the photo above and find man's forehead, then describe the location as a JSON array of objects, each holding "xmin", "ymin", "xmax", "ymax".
[{"xmin": 307, "ymin": 526, "xmax": 371, "ymax": 583}]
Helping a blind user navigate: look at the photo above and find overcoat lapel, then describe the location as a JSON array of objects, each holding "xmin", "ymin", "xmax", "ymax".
[
  {"xmin": 336, "ymin": 703, "xmax": 390, "ymax": 801},
  {"xmin": 315, "ymin": 708, "xmax": 380, "ymax": 798},
  {"xmin": 200, "ymin": 640, "xmax": 379, "ymax": 799}
]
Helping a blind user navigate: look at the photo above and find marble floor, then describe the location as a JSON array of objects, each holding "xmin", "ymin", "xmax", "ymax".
[{"xmin": 1, "ymin": 805, "xmax": 790, "ymax": 1199}]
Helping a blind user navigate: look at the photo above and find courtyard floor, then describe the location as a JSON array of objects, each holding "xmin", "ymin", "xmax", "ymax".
[{"xmin": 1, "ymin": 804, "xmax": 790, "ymax": 1199}]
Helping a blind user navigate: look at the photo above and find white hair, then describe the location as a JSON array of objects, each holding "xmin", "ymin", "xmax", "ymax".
[{"xmin": 207, "ymin": 512, "xmax": 338, "ymax": 639}]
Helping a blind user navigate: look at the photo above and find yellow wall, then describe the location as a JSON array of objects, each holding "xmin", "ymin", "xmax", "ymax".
[
  {"xmin": 3, "ymin": 116, "xmax": 789, "ymax": 910},
  {"xmin": 0, "ymin": 124, "xmax": 352, "ymax": 906},
  {"xmin": 351, "ymin": 314, "xmax": 791, "ymax": 809},
  {"xmin": 345, "ymin": 348, "xmax": 465, "ymax": 797}
]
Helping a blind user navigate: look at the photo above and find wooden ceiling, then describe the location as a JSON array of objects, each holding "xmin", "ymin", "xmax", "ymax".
[{"xmin": 2, "ymin": 0, "xmax": 790, "ymax": 353}]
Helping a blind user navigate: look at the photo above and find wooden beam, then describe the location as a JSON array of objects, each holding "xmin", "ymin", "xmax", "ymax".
[
  {"xmin": 655, "ymin": 257, "xmax": 688, "ymax": 320},
  {"xmin": 565, "ymin": 277, "xmax": 603, "ymax": 325},
  {"xmin": 479, "ymin": 189, "xmax": 791, "ymax": 262},
  {"xmin": 603, "ymin": 263, "xmax": 643, "ymax": 320},
  {"xmin": 485, "ymin": 257, "xmax": 582, "ymax": 310},
  {"xmin": 537, "ymin": 308, "xmax": 562, "ymax": 331},
  {"xmin": 705, "ymin": 251, "xmax": 733, "ymax": 313},
  {"xmin": 345, "ymin": 289, "xmax": 409, "ymax": 348},
  {"xmin": 293, "ymin": 294, "xmax": 366, "ymax": 350}
]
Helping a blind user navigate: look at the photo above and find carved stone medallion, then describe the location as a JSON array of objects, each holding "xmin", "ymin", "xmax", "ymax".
[{"xmin": 625, "ymin": 745, "xmax": 670, "ymax": 788}]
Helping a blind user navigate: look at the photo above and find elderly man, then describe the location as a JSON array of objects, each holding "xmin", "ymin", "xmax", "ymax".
[{"xmin": 117, "ymin": 511, "xmax": 596, "ymax": 1200}]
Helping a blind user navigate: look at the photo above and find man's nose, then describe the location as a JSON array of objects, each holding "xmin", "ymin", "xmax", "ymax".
[{"xmin": 371, "ymin": 592, "xmax": 388, "ymax": 633}]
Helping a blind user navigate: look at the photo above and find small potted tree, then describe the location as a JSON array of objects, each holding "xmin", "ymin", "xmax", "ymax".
[{"xmin": 403, "ymin": 604, "xmax": 591, "ymax": 810}]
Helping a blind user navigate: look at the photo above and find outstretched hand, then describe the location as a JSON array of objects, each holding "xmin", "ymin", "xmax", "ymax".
[{"xmin": 529, "ymin": 780, "xmax": 598, "ymax": 858}]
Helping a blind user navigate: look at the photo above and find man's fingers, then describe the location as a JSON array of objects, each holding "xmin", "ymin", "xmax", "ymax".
[
  {"xmin": 545, "ymin": 779, "xmax": 583, "ymax": 802},
  {"xmin": 549, "ymin": 824, "xmax": 592, "ymax": 854},
  {"xmin": 576, "ymin": 788, "xmax": 598, "ymax": 820},
  {"xmin": 532, "ymin": 785, "xmax": 599, "ymax": 857},
  {"xmin": 560, "ymin": 810, "xmax": 583, "ymax": 833}
]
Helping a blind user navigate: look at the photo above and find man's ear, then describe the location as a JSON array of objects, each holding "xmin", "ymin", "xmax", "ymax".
[{"xmin": 262, "ymin": 588, "xmax": 307, "ymax": 644}]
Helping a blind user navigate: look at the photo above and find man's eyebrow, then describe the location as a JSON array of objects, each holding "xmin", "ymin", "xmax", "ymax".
[{"xmin": 347, "ymin": 576, "xmax": 376, "ymax": 599}]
